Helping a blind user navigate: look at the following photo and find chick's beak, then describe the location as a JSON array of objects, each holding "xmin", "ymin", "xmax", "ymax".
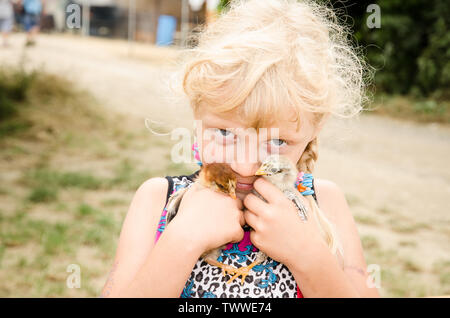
[{"xmin": 255, "ymin": 166, "xmax": 268, "ymax": 176}]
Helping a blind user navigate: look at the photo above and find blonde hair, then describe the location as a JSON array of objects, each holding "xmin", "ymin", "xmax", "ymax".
[{"xmin": 175, "ymin": 0, "xmax": 370, "ymax": 260}]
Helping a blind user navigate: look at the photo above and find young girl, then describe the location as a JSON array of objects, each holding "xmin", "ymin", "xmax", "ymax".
[{"xmin": 101, "ymin": 0, "xmax": 379, "ymax": 298}]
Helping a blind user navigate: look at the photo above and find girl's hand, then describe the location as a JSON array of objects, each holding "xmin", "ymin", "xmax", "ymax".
[
  {"xmin": 243, "ymin": 178, "xmax": 328, "ymax": 267},
  {"xmin": 169, "ymin": 183, "xmax": 246, "ymax": 254}
]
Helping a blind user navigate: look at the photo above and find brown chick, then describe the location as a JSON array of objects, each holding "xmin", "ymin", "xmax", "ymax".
[
  {"xmin": 164, "ymin": 163, "xmax": 241, "ymax": 278},
  {"xmin": 199, "ymin": 163, "xmax": 237, "ymax": 200}
]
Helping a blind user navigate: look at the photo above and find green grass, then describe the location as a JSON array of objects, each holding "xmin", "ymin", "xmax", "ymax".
[
  {"xmin": 77, "ymin": 203, "xmax": 96, "ymax": 218},
  {"xmin": 165, "ymin": 159, "xmax": 194, "ymax": 176},
  {"xmin": 361, "ymin": 236, "xmax": 450, "ymax": 297},
  {"xmin": 28, "ymin": 186, "xmax": 58, "ymax": 203},
  {"xmin": 100, "ymin": 198, "xmax": 128, "ymax": 207},
  {"xmin": 57, "ymin": 172, "xmax": 103, "ymax": 189},
  {"xmin": 380, "ymin": 268, "xmax": 430, "ymax": 297},
  {"xmin": 0, "ymin": 199, "xmax": 123, "ymax": 296},
  {"xmin": 0, "ymin": 64, "xmax": 85, "ymax": 139},
  {"xmin": 345, "ymin": 193, "xmax": 361, "ymax": 207},
  {"xmin": 23, "ymin": 162, "xmax": 155, "ymax": 204},
  {"xmin": 432, "ymin": 260, "xmax": 450, "ymax": 293},
  {"xmin": 0, "ymin": 245, "xmax": 5, "ymax": 267},
  {"xmin": 109, "ymin": 159, "xmax": 134, "ymax": 187},
  {"xmin": 24, "ymin": 168, "xmax": 104, "ymax": 190},
  {"xmin": 0, "ymin": 66, "xmax": 36, "ymax": 121},
  {"xmin": 41, "ymin": 223, "xmax": 70, "ymax": 255},
  {"xmin": 354, "ymin": 214, "xmax": 379, "ymax": 226},
  {"xmin": 107, "ymin": 158, "xmax": 154, "ymax": 191},
  {"xmin": 0, "ymin": 66, "xmax": 131, "ymax": 296},
  {"xmin": 389, "ymin": 218, "xmax": 432, "ymax": 234},
  {"xmin": 367, "ymin": 94, "xmax": 450, "ymax": 124},
  {"xmin": 23, "ymin": 168, "xmax": 105, "ymax": 203},
  {"xmin": 398, "ymin": 240, "xmax": 417, "ymax": 247},
  {"xmin": 378, "ymin": 206, "xmax": 394, "ymax": 215},
  {"xmin": 0, "ymin": 119, "xmax": 33, "ymax": 138},
  {"xmin": 16, "ymin": 257, "xmax": 27, "ymax": 269},
  {"xmin": 361, "ymin": 235, "xmax": 380, "ymax": 250},
  {"xmin": 401, "ymin": 259, "xmax": 423, "ymax": 273}
]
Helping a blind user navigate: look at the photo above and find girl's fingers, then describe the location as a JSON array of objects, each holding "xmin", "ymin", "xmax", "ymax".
[
  {"xmin": 238, "ymin": 209, "xmax": 246, "ymax": 227},
  {"xmin": 243, "ymin": 192, "xmax": 269, "ymax": 215},
  {"xmin": 230, "ymin": 226, "xmax": 245, "ymax": 243},
  {"xmin": 235, "ymin": 197, "xmax": 244, "ymax": 210},
  {"xmin": 253, "ymin": 178, "xmax": 284, "ymax": 204},
  {"xmin": 243, "ymin": 208, "xmax": 258, "ymax": 229}
]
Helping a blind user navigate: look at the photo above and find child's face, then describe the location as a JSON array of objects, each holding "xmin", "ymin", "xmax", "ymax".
[{"xmin": 195, "ymin": 109, "xmax": 320, "ymax": 200}]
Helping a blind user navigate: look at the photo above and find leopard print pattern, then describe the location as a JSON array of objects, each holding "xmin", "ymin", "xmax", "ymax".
[
  {"xmin": 181, "ymin": 237, "xmax": 298, "ymax": 298},
  {"xmin": 156, "ymin": 172, "xmax": 305, "ymax": 298}
]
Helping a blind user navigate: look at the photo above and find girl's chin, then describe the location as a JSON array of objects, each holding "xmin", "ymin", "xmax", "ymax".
[{"xmin": 236, "ymin": 189, "xmax": 252, "ymax": 201}]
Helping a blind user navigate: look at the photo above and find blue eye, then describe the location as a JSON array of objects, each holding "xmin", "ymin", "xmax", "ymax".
[
  {"xmin": 270, "ymin": 139, "xmax": 287, "ymax": 147},
  {"xmin": 213, "ymin": 128, "xmax": 236, "ymax": 145},
  {"xmin": 218, "ymin": 129, "xmax": 233, "ymax": 137}
]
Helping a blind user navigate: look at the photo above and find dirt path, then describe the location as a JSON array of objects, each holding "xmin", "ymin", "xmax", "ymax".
[
  {"xmin": 1, "ymin": 33, "xmax": 449, "ymax": 295},
  {"xmin": 319, "ymin": 116, "xmax": 450, "ymax": 268},
  {"xmin": 0, "ymin": 33, "xmax": 193, "ymax": 127}
]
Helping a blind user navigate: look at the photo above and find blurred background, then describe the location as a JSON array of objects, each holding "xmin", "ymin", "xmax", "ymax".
[{"xmin": 0, "ymin": 0, "xmax": 448, "ymax": 297}]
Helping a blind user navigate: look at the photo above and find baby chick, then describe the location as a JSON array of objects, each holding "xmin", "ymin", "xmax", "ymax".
[
  {"xmin": 226, "ymin": 154, "xmax": 309, "ymax": 285},
  {"xmin": 254, "ymin": 154, "xmax": 308, "ymax": 222},
  {"xmin": 164, "ymin": 163, "xmax": 241, "ymax": 277}
]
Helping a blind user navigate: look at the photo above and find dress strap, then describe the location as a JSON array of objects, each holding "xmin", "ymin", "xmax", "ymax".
[
  {"xmin": 163, "ymin": 170, "xmax": 200, "ymax": 207},
  {"xmin": 155, "ymin": 171, "xmax": 200, "ymax": 244},
  {"xmin": 164, "ymin": 176, "xmax": 174, "ymax": 205},
  {"xmin": 311, "ymin": 177, "xmax": 318, "ymax": 206}
]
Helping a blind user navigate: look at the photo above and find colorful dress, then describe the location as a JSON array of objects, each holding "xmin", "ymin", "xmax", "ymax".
[{"xmin": 154, "ymin": 170, "xmax": 318, "ymax": 298}]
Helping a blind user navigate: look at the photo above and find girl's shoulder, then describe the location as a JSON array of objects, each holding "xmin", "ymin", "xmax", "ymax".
[
  {"xmin": 313, "ymin": 178, "xmax": 357, "ymax": 260},
  {"xmin": 314, "ymin": 178, "xmax": 347, "ymax": 203},
  {"xmin": 312, "ymin": 178, "xmax": 349, "ymax": 221},
  {"xmin": 313, "ymin": 178, "xmax": 342, "ymax": 200},
  {"xmin": 137, "ymin": 177, "xmax": 170, "ymax": 202}
]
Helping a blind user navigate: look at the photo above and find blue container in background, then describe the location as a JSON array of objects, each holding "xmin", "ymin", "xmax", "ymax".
[{"xmin": 156, "ymin": 15, "xmax": 177, "ymax": 46}]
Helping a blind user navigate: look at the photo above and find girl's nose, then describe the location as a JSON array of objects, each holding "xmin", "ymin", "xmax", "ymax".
[
  {"xmin": 230, "ymin": 161, "xmax": 260, "ymax": 177},
  {"xmin": 229, "ymin": 135, "xmax": 262, "ymax": 177}
]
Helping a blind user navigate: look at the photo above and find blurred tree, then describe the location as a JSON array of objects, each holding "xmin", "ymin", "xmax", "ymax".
[
  {"xmin": 415, "ymin": 1, "xmax": 450, "ymax": 99},
  {"xmin": 217, "ymin": 0, "xmax": 230, "ymax": 15},
  {"xmin": 346, "ymin": 0, "xmax": 450, "ymax": 98},
  {"xmin": 214, "ymin": 0, "xmax": 450, "ymax": 98}
]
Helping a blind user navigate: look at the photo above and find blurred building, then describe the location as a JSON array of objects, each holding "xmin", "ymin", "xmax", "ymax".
[
  {"xmin": 116, "ymin": 0, "xmax": 207, "ymax": 44},
  {"xmin": 41, "ymin": 0, "xmax": 210, "ymax": 45}
]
